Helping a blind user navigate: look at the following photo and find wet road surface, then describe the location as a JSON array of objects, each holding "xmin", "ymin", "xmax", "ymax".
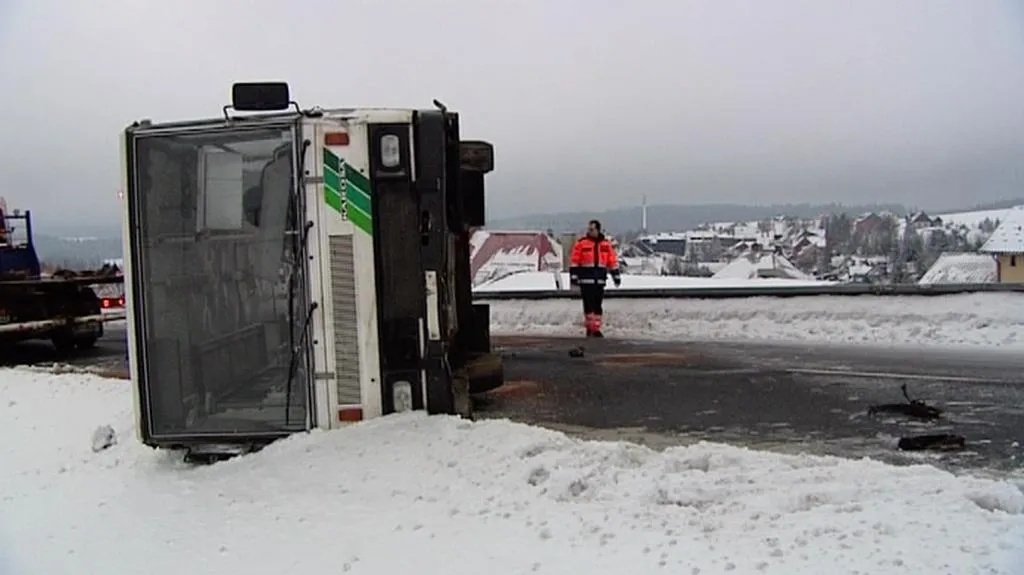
[
  {"xmin": 0, "ymin": 320, "xmax": 128, "ymax": 377},
  {"xmin": 479, "ymin": 335, "xmax": 1024, "ymax": 479}
]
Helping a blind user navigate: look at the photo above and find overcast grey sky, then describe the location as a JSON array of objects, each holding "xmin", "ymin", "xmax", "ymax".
[{"xmin": 1, "ymin": 0, "xmax": 1023, "ymax": 230}]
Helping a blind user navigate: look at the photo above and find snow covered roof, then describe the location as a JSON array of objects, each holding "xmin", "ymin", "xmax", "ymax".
[
  {"xmin": 792, "ymin": 233, "xmax": 826, "ymax": 250},
  {"xmin": 470, "ymin": 230, "xmax": 562, "ymax": 286},
  {"xmin": 639, "ymin": 232, "xmax": 687, "ymax": 242},
  {"xmin": 918, "ymin": 253, "xmax": 997, "ymax": 285},
  {"xmin": 712, "ymin": 251, "xmax": 812, "ymax": 281},
  {"xmin": 907, "ymin": 211, "xmax": 935, "ymax": 224},
  {"xmin": 979, "ymin": 206, "xmax": 1024, "ymax": 254}
]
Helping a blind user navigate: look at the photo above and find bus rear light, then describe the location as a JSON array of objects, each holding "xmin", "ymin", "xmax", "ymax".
[{"xmin": 338, "ymin": 407, "xmax": 363, "ymax": 422}]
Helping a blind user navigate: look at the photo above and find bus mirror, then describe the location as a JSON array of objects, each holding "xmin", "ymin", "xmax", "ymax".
[
  {"xmin": 459, "ymin": 140, "xmax": 493, "ymax": 174},
  {"xmin": 231, "ymin": 82, "xmax": 291, "ymax": 111}
]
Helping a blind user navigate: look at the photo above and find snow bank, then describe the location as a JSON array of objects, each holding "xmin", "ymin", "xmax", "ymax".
[
  {"xmin": 475, "ymin": 271, "xmax": 831, "ymax": 292},
  {"xmin": 488, "ymin": 292, "xmax": 1024, "ymax": 350},
  {"xmin": 2, "ymin": 370, "xmax": 1024, "ymax": 574}
]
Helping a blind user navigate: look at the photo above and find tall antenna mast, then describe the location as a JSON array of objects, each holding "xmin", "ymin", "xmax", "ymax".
[{"xmin": 641, "ymin": 194, "xmax": 648, "ymax": 234}]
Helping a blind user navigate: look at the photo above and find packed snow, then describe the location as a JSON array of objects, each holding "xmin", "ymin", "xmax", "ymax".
[
  {"xmin": 2, "ymin": 369, "xmax": 1023, "ymax": 574},
  {"xmin": 487, "ymin": 292, "xmax": 1024, "ymax": 350},
  {"xmin": 475, "ymin": 271, "xmax": 832, "ymax": 292}
]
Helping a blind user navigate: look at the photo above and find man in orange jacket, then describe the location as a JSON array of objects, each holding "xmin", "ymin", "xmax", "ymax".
[{"xmin": 569, "ymin": 219, "xmax": 621, "ymax": 337}]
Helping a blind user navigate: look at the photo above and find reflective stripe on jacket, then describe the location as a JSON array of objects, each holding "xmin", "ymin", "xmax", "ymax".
[{"xmin": 569, "ymin": 235, "xmax": 620, "ymax": 285}]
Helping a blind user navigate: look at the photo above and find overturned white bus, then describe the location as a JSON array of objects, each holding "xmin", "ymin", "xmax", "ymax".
[{"xmin": 121, "ymin": 82, "xmax": 501, "ymax": 458}]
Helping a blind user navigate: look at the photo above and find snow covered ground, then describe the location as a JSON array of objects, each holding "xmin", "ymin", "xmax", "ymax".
[
  {"xmin": 475, "ymin": 271, "xmax": 832, "ymax": 292},
  {"xmin": 488, "ymin": 292, "xmax": 1024, "ymax": 350},
  {"xmin": 938, "ymin": 207, "xmax": 1011, "ymax": 229},
  {"xmin": 2, "ymin": 369, "xmax": 1023, "ymax": 574}
]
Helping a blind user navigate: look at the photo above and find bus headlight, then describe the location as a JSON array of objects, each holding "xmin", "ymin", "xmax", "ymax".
[{"xmin": 393, "ymin": 380, "xmax": 412, "ymax": 412}]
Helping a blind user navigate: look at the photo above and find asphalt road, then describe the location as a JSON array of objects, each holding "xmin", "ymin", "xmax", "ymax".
[
  {"xmin": 479, "ymin": 335, "xmax": 1024, "ymax": 479},
  {"xmin": 0, "ymin": 320, "xmax": 129, "ymax": 376},
  {"xmin": 8, "ymin": 323, "xmax": 1023, "ymax": 478}
]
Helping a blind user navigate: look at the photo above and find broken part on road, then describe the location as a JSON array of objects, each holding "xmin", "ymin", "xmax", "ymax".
[
  {"xmin": 122, "ymin": 82, "xmax": 501, "ymax": 455},
  {"xmin": 897, "ymin": 434, "xmax": 967, "ymax": 452},
  {"xmin": 867, "ymin": 383, "xmax": 943, "ymax": 420}
]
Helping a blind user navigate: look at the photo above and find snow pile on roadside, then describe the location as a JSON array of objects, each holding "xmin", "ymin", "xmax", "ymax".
[
  {"xmin": 2, "ymin": 370, "xmax": 1023, "ymax": 574},
  {"xmin": 15, "ymin": 362, "xmax": 128, "ymax": 378},
  {"xmin": 488, "ymin": 292, "xmax": 1024, "ymax": 350}
]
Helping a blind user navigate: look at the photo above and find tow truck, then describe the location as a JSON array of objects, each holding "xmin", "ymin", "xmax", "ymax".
[
  {"xmin": 0, "ymin": 197, "xmax": 124, "ymax": 352},
  {"xmin": 122, "ymin": 82, "xmax": 502, "ymax": 457}
]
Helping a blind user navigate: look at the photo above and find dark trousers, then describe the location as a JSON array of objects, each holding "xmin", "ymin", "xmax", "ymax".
[{"xmin": 581, "ymin": 284, "xmax": 605, "ymax": 315}]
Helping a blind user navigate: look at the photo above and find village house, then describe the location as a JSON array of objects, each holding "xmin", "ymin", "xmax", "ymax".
[
  {"xmin": 853, "ymin": 212, "xmax": 887, "ymax": 236},
  {"xmin": 712, "ymin": 243, "xmax": 812, "ymax": 281},
  {"xmin": 636, "ymin": 232, "xmax": 687, "ymax": 256},
  {"xmin": 469, "ymin": 230, "xmax": 561, "ymax": 286},
  {"xmin": 905, "ymin": 211, "xmax": 942, "ymax": 229},
  {"xmin": 979, "ymin": 206, "xmax": 1024, "ymax": 283}
]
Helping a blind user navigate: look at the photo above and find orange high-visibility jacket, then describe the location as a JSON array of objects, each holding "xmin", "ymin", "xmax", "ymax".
[{"xmin": 569, "ymin": 235, "xmax": 620, "ymax": 285}]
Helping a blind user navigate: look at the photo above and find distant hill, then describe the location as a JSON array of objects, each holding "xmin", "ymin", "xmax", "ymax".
[
  {"xmin": 487, "ymin": 198, "xmax": 1024, "ymax": 234},
  {"xmin": 952, "ymin": 197, "xmax": 1024, "ymax": 212},
  {"xmin": 34, "ymin": 222, "xmax": 123, "ymax": 240},
  {"xmin": 33, "ymin": 235, "xmax": 122, "ymax": 269},
  {"xmin": 486, "ymin": 202, "xmax": 909, "ymax": 234},
  {"xmin": 25, "ymin": 195, "xmax": 1024, "ymax": 264}
]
